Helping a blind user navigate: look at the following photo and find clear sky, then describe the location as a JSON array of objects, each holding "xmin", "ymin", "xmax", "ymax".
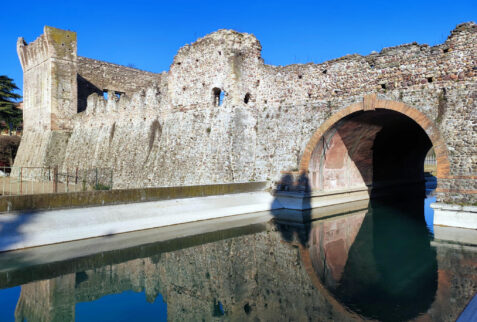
[{"xmin": 1, "ymin": 0, "xmax": 475, "ymax": 95}]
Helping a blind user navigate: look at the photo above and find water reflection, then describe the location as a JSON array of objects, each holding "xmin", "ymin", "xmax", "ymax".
[
  {"xmin": 0, "ymin": 194, "xmax": 475, "ymax": 321},
  {"xmin": 306, "ymin": 197, "xmax": 437, "ymax": 321}
]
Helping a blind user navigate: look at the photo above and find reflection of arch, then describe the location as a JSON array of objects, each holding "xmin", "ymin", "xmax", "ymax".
[
  {"xmin": 300, "ymin": 95, "xmax": 450, "ymax": 180},
  {"xmin": 295, "ymin": 212, "xmax": 370, "ymax": 320},
  {"xmin": 299, "ymin": 197, "xmax": 439, "ymax": 321},
  {"xmin": 299, "ymin": 245, "xmax": 362, "ymax": 320}
]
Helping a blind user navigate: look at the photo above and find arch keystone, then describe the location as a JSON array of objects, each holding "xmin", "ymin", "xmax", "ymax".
[{"xmin": 363, "ymin": 93, "xmax": 377, "ymax": 111}]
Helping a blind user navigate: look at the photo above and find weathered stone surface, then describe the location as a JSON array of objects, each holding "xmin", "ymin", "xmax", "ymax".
[{"xmin": 14, "ymin": 23, "xmax": 477, "ymax": 204}]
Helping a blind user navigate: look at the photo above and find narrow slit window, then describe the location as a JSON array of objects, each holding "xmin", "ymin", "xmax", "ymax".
[
  {"xmin": 212, "ymin": 88, "xmax": 223, "ymax": 106},
  {"xmin": 244, "ymin": 93, "xmax": 251, "ymax": 104}
]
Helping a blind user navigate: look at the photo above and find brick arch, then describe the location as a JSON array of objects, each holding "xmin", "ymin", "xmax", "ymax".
[{"xmin": 299, "ymin": 95, "xmax": 450, "ymax": 178}]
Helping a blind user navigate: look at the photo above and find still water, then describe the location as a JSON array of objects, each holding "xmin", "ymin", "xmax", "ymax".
[{"xmin": 0, "ymin": 191, "xmax": 475, "ymax": 321}]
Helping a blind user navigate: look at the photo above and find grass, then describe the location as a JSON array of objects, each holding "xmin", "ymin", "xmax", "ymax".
[{"xmin": 93, "ymin": 183, "xmax": 111, "ymax": 191}]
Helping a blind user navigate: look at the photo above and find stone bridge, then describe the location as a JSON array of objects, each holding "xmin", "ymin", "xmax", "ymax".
[{"xmin": 13, "ymin": 23, "xmax": 476, "ymax": 226}]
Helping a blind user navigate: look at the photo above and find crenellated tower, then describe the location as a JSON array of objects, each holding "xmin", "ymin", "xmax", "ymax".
[{"xmin": 17, "ymin": 26, "xmax": 78, "ymax": 131}]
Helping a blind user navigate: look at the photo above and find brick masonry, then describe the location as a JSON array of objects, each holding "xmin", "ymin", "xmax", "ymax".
[{"xmin": 14, "ymin": 23, "xmax": 477, "ymax": 204}]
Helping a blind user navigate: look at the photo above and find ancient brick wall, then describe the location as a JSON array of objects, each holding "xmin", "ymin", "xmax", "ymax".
[{"xmin": 14, "ymin": 23, "xmax": 476, "ymax": 203}]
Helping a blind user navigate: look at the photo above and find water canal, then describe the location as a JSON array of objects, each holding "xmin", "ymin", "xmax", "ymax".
[{"xmin": 0, "ymin": 185, "xmax": 475, "ymax": 321}]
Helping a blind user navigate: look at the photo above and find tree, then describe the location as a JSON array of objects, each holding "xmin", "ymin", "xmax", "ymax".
[{"xmin": 0, "ymin": 76, "xmax": 22, "ymax": 135}]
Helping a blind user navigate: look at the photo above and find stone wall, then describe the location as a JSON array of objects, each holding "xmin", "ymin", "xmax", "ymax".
[
  {"xmin": 77, "ymin": 57, "xmax": 164, "ymax": 113},
  {"xmin": 14, "ymin": 23, "xmax": 476, "ymax": 203}
]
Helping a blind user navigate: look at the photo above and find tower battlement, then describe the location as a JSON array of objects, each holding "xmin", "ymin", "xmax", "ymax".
[
  {"xmin": 17, "ymin": 26, "xmax": 78, "ymax": 131},
  {"xmin": 17, "ymin": 26, "xmax": 77, "ymax": 72}
]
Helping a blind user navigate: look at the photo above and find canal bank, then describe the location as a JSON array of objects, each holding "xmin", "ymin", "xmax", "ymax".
[
  {"xmin": 1, "ymin": 179, "xmax": 476, "ymax": 252},
  {"xmin": 0, "ymin": 190, "xmax": 273, "ymax": 252},
  {"xmin": 0, "ymin": 192, "xmax": 475, "ymax": 322},
  {"xmin": 0, "ymin": 180, "xmax": 376, "ymax": 252}
]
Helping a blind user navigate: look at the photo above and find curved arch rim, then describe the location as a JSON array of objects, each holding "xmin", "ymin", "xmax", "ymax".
[{"xmin": 299, "ymin": 99, "xmax": 450, "ymax": 178}]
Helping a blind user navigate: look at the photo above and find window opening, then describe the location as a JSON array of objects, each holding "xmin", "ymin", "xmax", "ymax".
[
  {"xmin": 244, "ymin": 93, "xmax": 251, "ymax": 104},
  {"xmin": 212, "ymin": 88, "xmax": 224, "ymax": 106}
]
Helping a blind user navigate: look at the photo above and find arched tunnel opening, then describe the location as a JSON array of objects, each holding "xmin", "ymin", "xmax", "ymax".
[
  {"xmin": 308, "ymin": 109, "xmax": 433, "ymax": 196},
  {"xmin": 299, "ymin": 108, "xmax": 439, "ymax": 320}
]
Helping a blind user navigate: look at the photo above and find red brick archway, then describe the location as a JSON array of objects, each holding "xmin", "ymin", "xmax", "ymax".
[{"xmin": 299, "ymin": 94, "xmax": 450, "ymax": 179}]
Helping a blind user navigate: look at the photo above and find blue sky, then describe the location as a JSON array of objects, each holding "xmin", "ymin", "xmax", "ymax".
[{"xmin": 1, "ymin": 0, "xmax": 475, "ymax": 95}]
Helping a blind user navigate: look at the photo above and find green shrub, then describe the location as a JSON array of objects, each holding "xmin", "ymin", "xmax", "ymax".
[{"xmin": 93, "ymin": 183, "xmax": 111, "ymax": 190}]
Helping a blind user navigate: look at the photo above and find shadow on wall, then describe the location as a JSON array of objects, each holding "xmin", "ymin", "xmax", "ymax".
[
  {"xmin": 271, "ymin": 172, "xmax": 311, "ymax": 246},
  {"xmin": 307, "ymin": 110, "xmax": 432, "ymax": 197},
  {"xmin": 77, "ymin": 74, "xmax": 102, "ymax": 113},
  {"xmin": 0, "ymin": 211, "xmax": 37, "ymax": 252}
]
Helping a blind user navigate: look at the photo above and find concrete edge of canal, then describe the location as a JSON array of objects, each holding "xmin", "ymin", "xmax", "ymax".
[
  {"xmin": 0, "ymin": 181, "xmax": 268, "ymax": 213},
  {"xmin": 0, "ymin": 181, "xmax": 476, "ymax": 253}
]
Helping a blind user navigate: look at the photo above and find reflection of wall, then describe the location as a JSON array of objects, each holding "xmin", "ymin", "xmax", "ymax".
[
  {"xmin": 424, "ymin": 243, "xmax": 477, "ymax": 321},
  {"xmin": 15, "ymin": 274, "xmax": 76, "ymax": 322},
  {"xmin": 306, "ymin": 198, "xmax": 439, "ymax": 321},
  {"xmin": 304, "ymin": 203, "xmax": 477, "ymax": 322},
  {"xmin": 12, "ymin": 214, "xmax": 477, "ymax": 322},
  {"xmin": 13, "ymin": 229, "xmax": 354, "ymax": 321}
]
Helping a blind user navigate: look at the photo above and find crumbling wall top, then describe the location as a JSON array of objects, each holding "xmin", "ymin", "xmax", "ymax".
[{"xmin": 175, "ymin": 29, "xmax": 262, "ymax": 58}]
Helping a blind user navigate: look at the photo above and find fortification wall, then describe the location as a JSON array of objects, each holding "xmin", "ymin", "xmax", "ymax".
[
  {"xmin": 77, "ymin": 57, "xmax": 164, "ymax": 112},
  {"xmin": 15, "ymin": 23, "xmax": 476, "ymax": 203},
  {"xmin": 168, "ymin": 30, "xmax": 262, "ymax": 107}
]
